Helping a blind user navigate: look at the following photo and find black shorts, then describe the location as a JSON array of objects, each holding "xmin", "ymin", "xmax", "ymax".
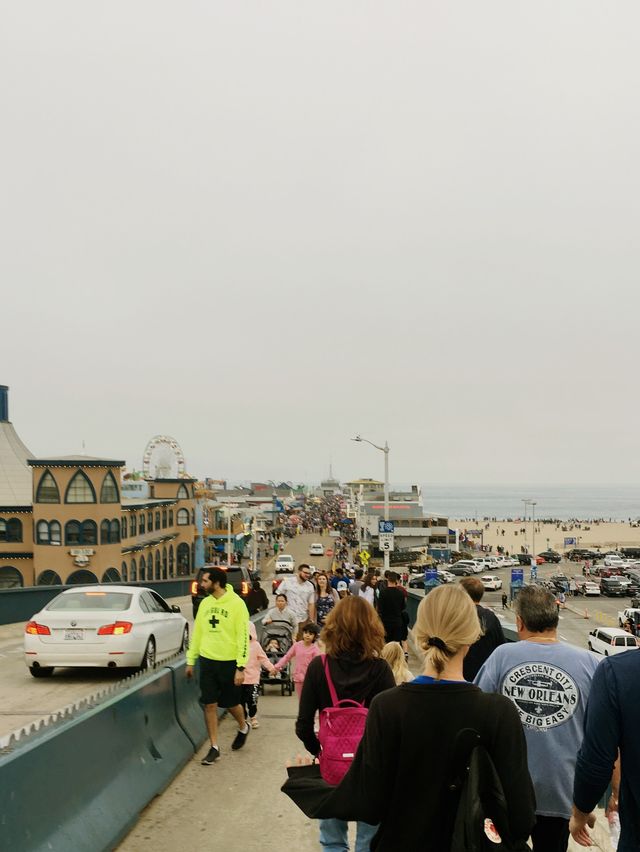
[{"xmin": 199, "ymin": 658, "xmax": 242, "ymax": 708}]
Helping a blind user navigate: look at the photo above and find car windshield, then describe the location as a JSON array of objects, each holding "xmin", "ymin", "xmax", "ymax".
[
  {"xmin": 279, "ymin": 556, "xmax": 294, "ymax": 562},
  {"xmin": 48, "ymin": 592, "xmax": 133, "ymax": 611}
]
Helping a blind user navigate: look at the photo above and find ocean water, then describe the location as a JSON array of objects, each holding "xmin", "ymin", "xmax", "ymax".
[{"xmin": 421, "ymin": 484, "xmax": 640, "ymax": 521}]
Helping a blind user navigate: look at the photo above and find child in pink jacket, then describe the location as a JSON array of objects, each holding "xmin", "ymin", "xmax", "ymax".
[
  {"xmin": 274, "ymin": 622, "xmax": 321, "ymax": 698},
  {"xmin": 243, "ymin": 622, "xmax": 278, "ymax": 729}
]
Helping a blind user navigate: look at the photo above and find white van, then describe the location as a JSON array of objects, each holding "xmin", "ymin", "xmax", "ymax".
[{"xmin": 587, "ymin": 627, "xmax": 639, "ymax": 656}]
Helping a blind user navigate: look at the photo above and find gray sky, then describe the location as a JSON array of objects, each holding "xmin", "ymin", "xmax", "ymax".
[{"xmin": 3, "ymin": 2, "xmax": 640, "ymax": 485}]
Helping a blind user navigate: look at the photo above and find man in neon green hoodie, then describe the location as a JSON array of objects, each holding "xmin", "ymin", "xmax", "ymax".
[{"xmin": 186, "ymin": 566, "xmax": 250, "ymax": 765}]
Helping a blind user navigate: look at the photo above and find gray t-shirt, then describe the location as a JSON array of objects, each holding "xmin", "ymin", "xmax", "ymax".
[{"xmin": 475, "ymin": 639, "xmax": 599, "ymax": 818}]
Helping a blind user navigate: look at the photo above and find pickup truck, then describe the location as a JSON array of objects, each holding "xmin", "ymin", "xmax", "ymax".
[{"xmin": 618, "ymin": 607, "xmax": 640, "ymax": 628}]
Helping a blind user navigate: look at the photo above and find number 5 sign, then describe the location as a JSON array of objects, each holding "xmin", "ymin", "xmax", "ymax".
[{"xmin": 379, "ymin": 532, "xmax": 394, "ymax": 552}]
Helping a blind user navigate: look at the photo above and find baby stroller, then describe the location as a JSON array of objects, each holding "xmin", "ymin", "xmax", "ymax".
[{"xmin": 260, "ymin": 620, "xmax": 294, "ymax": 696}]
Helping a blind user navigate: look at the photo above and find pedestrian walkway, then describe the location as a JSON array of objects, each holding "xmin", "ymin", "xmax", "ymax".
[{"xmin": 116, "ymin": 632, "xmax": 613, "ymax": 852}]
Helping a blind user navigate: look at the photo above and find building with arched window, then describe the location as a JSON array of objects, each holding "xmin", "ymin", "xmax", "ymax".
[{"xmin": 0, "ymin": 385, "xmax": 197, "ymax": 588}]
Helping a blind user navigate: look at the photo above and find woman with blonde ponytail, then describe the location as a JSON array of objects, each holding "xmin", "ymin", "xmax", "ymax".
[{"xmin": 283, "ymin": 584, "xmax": 535, "ymax": 851}]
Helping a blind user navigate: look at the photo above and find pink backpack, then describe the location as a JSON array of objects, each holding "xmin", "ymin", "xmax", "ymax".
[{"xmin": 317, "ymin": 655, "xmax": 369, "ymax": 785}]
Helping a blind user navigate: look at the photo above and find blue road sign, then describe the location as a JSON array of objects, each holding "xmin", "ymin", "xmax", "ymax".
[
  {"xmin": 378, "ymin": 520, "xmax": 395, "ymax": 534},
  {"xmin": 424, "ymin": 568, "xmax": 439, "ymax": 587},
  {"xmin": 511, "ymin": 568, "xmax": 524, "ymax": 587},
  {"xmin": 564, "ymin": 537, "xmax": 577, "ymax": 547}
]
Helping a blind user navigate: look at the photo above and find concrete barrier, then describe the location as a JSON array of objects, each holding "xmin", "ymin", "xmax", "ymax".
[
  {"xmin": 167, "ymin": 657, "xmax": 207, "ymax": 750},
  {"xmin": 0, "ymin": 579, "xmax": 193, "ymax": 626},
  {"xmin": 0, "ymin": 666, "xmax": 194, "ymax": 852}
]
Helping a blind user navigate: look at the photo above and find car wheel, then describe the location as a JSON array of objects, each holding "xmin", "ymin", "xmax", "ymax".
[
  {"xmin": 141, "ymin": 637, "xmax": 156, "ymax": 670},
  {"xmin": 29, "ymin": 666, "xmax": 54, "ymax": 678},
  {"xmin": 180, "ymin": 626, "xmax": 189, "ymax": 652},
  {"xmin": 588, "ymin": 642, "xmax": 593, "ymax": 651}
]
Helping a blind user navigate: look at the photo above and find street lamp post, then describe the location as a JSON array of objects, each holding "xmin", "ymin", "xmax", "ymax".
[
  {"xmin": 521, "ymin": 499, "xmax": 530, "ymax": 553},
  {"xmin": 351, "ymin": 436, "xmax": 391, "ymax": 572},
  {"xmin": 531, "ymin": 501, "xmax": 537, "ymax": 561}
]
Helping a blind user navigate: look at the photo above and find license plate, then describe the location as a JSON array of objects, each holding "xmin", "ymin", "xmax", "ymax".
[{"xmin": 64, "ymin": 629, "xmax": 84, "ymax": 640}]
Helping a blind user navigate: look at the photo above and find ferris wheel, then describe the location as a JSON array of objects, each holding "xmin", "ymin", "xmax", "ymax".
[{"xmin": 142, "ymin": 435, "xmax": 186, "ymax": 479}]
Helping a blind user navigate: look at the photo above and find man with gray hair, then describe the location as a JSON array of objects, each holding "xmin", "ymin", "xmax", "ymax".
[{"xmin": 475, "ymin": 585, "xmax": 598, "ymax": 852}]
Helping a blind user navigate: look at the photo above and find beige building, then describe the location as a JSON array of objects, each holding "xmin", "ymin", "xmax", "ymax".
[{"xmin": 0, "ymin": 386, "xmax": 196, "ymax": 588}]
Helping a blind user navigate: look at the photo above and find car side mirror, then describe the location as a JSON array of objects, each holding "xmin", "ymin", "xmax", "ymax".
[{"xmin": 171, "ymin": 605, "xmax": 181, "ymax": 613}]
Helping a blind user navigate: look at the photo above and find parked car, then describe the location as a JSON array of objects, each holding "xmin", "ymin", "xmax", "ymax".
[
  {"xmin": 191, "ymin": 565, "xmax": 253, "ymax": 616},
  {"xmin": 449, "ymin": 561, "xmax": 477, "ymax": 576},
  {"xmin": 480, "ymin": 575, "xmax": 503, "ymax": 591},
  {"xmin": 618, "ymin": 608, "xmax": 640, "ymax": 629},
  {"xmin": 587, "ymin": 627, "xmax": 639, "ymax": 656},
  {"xmin": 437, "ymin": 569, "xmax": 455, "ymax": 584},
  {"xmin": 549, "ymin": 573, "xmax": 570, "ymax": 592},
  {"xmin": 600, "ymin": 577, "xmax": 630, "ymax": 597},
  {"xmin": 604, "ymin": 555, "xmax": 625, "ymax": 568},
  {"xmin": 24, "ymin": 586, "xmax": 188, "ymax": 677},
  {"xmin": 582, "ymin": 582, "xmax": 601, "ymax": 596},
  {"xmin": 537, "ymin": 551, "xmax": 562, "ymax": 564},
  {"xmin": 309, "ymin": 543, "xmax": 324, "ymax": 556}
]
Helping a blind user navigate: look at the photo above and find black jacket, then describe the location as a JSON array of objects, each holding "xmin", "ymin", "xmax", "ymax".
[
  {"xmin": 296, "ymin": 654, "xmax": 396, "ymax": 756},
  {"xmin": 283, "ymin": 682, "xmax": 535, "ymax": 851},
  {"xmin": 463, "ymin": 604, "xmax": 506, "ymax": 682}
]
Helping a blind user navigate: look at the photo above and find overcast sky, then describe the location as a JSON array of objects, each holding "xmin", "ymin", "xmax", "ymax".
[{"xmin": 3, "ymin": 2, "xmax": 640, "ymax": 486}]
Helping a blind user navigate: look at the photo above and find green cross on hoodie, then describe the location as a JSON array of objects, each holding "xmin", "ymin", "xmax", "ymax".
[{"xmin": 186, "ymin": 586, "xmax": 249, "ymax": 667}]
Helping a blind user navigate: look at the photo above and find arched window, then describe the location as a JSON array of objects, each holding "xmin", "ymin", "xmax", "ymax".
[
  {"xmin": 0, "ymin": 518, "xmax": 23, "ymax": 542},
  {"xmin": 65, "ymin": 520, "xmax": 81, "ymax": 545},
  {"xmin": 100, "ymin": 471, "xmax": 119, "ymax": 503},
  {"xmin": 139, "ymin": 513, "xmax": 146, "ymax": 534},
  {"xmin": 168, "ymin": 510, "xmax": 173, "ymax": 526},
  {"xmin": 0, "ymin": 566, "xmax": 23, "ymax": 588},
  {"xmin": 191, "ymin": 509, "xmax": 195, "ymax": 525},
  {"xmin": 177, "ymin": 508, "xmax": 189, "ymax": 526},
  {"xmin": 162, "ymin": 509, "xmax": 167, "ymax": 529},
  {"xmin": 37, "ymin": 570, "xmax": 62, "ymax": 586},
  {"xmin": 67, "ymin": 569, "xmax": 98, "ymax": 585},
  {"xmin": 81, "ymin": 520, "xmax": 97, "ymax": 545},
  {"xmin": 147, "ymin": 511, "xmax": 153, "ymax": 530},
  {"xmin": 121, "ymin": 562, "xmax": 128, "ymax": 583},
  {"xmin": 50, "ymin": 521, "xmax": 61, "ymax": 545},
  {"xmin": 177, "ymin": 543, "xmax": 190, "ymax": 574},
  {"xmin": 109, "ymin": 519, "xmax": 120, "ymax": 543},
  {"xmin": 129, "ymin": 514, "xmax": 137, "ymax": 537},
  {"xmin": 120, "ymin": 517, "xmax": 127, "ymax": 540},
  {"xmin": 155, "ymin": 551, "xmax": 161, "ymax": 579},
  {"xmin": 177, "ymin": 484, "xmax": 189, "ymax": 499},
  {"xmin": 103, "ymin": 567, "xmax": 121, "ymax": 583},
  {"xmin": 139, "ymin": 555, "xmax": 146, "ymax": 581},
  {"xmin": 36, "ymin": 520, "xmax": 50, "ymax": 544},
  {"xmin": 162, "ymin": 547, "xmax": 167, "ymax": 579},
  {"xmin": 155, "ymin": 511, "xmax": 161, "ymax": 530},
  {"xmin": 168, "ymin": 545, "xmax": 174, "ymax": 576},
  {"xmin": 36, "ymin": 470, "xmax": 60, "ymax": 503},
  {"xmin": 65, "ymin": 471, "xmax": 96, "ymax": 504},
  {"xmin": 130, "ymin": 558, "xmax": 137, "ymax": 582},
  {"xmin": 100, "ymin": 520, "xmax": 110, "ymax": 544}
]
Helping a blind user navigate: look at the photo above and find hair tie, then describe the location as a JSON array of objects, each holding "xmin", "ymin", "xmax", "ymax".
[{"xmin": 427, "ymin": 636, "xmax": 448, "ymax": 653}]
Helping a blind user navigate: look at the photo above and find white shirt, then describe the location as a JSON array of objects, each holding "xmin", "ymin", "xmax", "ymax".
[{"xmin": 276, "ymin": 576, "xmax": 315, "ymax": 623}]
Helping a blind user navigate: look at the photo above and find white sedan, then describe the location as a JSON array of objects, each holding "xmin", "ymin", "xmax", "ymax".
[
  {"xmin": 309, "ymin": 543, "xmax": 325, "ymax": 556},
  {"xmin": 480, "ymin": 575, "xmax": 503, "ymax": 591},
  {"xmin": 24, "ymin": 586, "xmax": 188, "ymax": 678},
  {"xmin": 583, "ymin": 582, "xmax": 601, "ymax": 596}
]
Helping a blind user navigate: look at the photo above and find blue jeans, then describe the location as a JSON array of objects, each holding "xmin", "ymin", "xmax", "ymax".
[{"xmin": 318, "ymin": 818, "xmax": 378, "ymax": 852}]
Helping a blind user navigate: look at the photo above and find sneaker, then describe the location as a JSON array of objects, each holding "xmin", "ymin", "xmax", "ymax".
[
  {"xmin": 231, "ymin": 725, "xmax": 250, "ymax": 750},
  {"xmin": 250, "ymin": 718, "xmax": 260, "ymax": 729},
  {"xmin": 201, "ymin": 746, "xmax": 220, "ymax": 765}
]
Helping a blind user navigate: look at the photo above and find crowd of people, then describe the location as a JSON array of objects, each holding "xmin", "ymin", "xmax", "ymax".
[{"xmin": 186, "ymin": 526, "xmax": 638, "ymax": 852}]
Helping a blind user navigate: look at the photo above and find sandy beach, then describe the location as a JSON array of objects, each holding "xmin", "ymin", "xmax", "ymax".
[{"xmin": 454, "ymin": 519, "xmax": 640, "ymax": 557}]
